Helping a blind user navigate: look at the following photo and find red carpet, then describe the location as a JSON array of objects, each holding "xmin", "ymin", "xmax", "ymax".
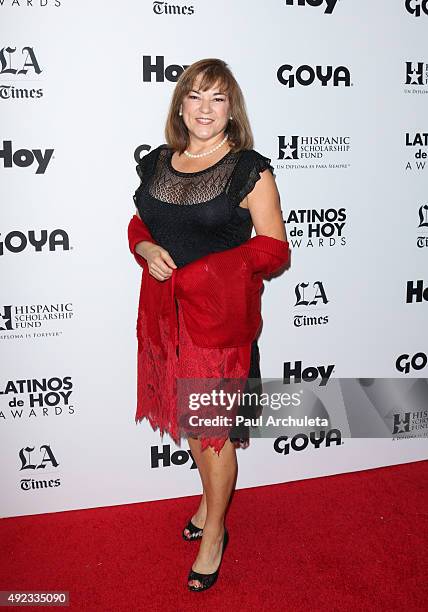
[{"xmin": 2, "ymin": 460, "xmax": 427, "ymax": 611}]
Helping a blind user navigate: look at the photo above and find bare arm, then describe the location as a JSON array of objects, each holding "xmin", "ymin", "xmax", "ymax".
[{"xmin": 242, "ymin": 170, "xmax": 288, "ymax": 241}]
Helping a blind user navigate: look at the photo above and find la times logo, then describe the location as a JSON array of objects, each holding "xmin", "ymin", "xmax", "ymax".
[
  {"xmin": 0, "ymin": 46, "xmax": 44, "ymax": 100},
  {"xmin": 284, "ymin": 0, "xmax": 338, "ymax": 14},
  {"xmin": 152, "ymin": 1, "xmax": 195, "ymax": 14},
  {"xmin": 19, "ymin": 444, "xmax": 61, "ymax": 492},
  {"xmin": 417, "ymin": 203, "xmax": 428, "ymax": 248},
  {"xmin": 405, "ymin": 0, "xmax": 428, "ymax": 17},
  {"xmin": 293, "ymin": 281, "xmax": 330, "ymax": 328}
]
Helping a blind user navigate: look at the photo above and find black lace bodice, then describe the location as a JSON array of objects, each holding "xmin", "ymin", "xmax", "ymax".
[{"xmin": 133, "ymin": 144, "xmax": 274, "ymax": 268}]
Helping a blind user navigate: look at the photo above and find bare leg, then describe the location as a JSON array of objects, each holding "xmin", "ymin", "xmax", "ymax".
[
  {"xmin": 183, "ymin": 438, "xmax": 207, "ymax": 536},
  {"xmin": 187, "ymin": 437, "xmax": 237, "ymax": 588}
]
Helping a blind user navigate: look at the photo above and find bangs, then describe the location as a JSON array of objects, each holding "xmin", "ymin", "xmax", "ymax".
[{"xmin": 192, "ymin": 69, "xmax": 231, "ymax": 96}]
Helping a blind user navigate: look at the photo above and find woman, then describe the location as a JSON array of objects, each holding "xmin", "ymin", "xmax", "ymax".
[{"xmin": 131, "ymin": 58, "xmax": 288, "ymax": 591}]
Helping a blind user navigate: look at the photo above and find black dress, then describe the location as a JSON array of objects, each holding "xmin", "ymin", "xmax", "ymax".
[{"xmin": 133, "ymin": 144, "xmax": 274, "ymax": 446}]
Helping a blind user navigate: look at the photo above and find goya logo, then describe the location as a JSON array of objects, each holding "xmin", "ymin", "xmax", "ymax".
[
  {"xmin": 277, "ymin": 64, "xmax": 351, "ymax": 87},
  {"xmin": 405, "ymin": 0, "xmax": 428, "ymax": 17},
  {"xmin": 0, "ymin": 230, "xmax": 70, "ymax": 255},
  {"xmin": 274, "ymin": 429, "xmax": 342, "ymax": 454},
  {"xmin": 396, "ymin": 352, "xmax": 427, "ymax": 374}
]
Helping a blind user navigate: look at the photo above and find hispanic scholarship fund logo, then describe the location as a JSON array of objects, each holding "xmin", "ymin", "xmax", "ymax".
[
  {"xmin": 405, "ymin": 61, "xmax": 428, "ymax": 93},
  {"xmin": 392, "ymin": 410, "xmax": 428, "ymax": 439},
  {"xmin": 274, "ymin": 135, "xmax": 351, "ymax": 171},
  {"xmin": 0, "ymin": 302, "xmax": 74, "ymax": 341}
]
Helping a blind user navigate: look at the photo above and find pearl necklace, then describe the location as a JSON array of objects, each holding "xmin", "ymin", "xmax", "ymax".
[{"xmin": 184, "ymin": 134, "xmax": 229, "ymax": 158}]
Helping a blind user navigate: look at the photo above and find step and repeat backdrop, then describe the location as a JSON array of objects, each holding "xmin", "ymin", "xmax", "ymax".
[{"xmin": 1, "ymin": 0, "xmax": 427, "ymax": 518}]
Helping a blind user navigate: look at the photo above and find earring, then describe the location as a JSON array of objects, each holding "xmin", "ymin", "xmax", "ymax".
[
  {"xmin": 230, "ymin": 116, "xmax": 233, "ymax": 120},
  {"xmin": 179, "ymin": 108, "xmax": 183, "ymax": 116}
]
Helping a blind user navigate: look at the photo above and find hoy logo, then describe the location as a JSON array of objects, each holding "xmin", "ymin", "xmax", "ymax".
[
  {"xmin": 0, "ymin": 230, "xmax": 70, "ymax": 255},
  {"xmin": 277, "ymin": 64, "xmax": 351, "ymax": 88},
  {"xmin": 283, "ymin": 360, "xmax": 334, "ymax": 387},
  {"xmin": 284, "ymin": 0, "xmax": 338, "ymax": 14},
  {"xmin": 0, "ymin": 46, "xmax": 42, "ymax": 76},
  {"xmin": 150, "ymin": 444, "xmax": 196, "ymax": 469},
  {"xmin": 406, "ymin": 279, "xmax": 428, "ymax": 303},
  {"xmin": 142, "ymin": 55, "xmax": 190, "ymax": 82},
  {"xmin": 405, "ymin": 0, "xmax": 428, "ymax": 16},
  {"xmin": 0, "ymin": 140, "xmax": 53, "ymax": 174}
]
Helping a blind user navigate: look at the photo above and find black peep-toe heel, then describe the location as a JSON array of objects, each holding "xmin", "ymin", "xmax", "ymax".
[
  {"xmin": 187, "ymin": 528, "xmax": 229, "ymax": 592},
  {"xmin": 182, "ymin": 519, "xmax": 204, "ymax": 541}
]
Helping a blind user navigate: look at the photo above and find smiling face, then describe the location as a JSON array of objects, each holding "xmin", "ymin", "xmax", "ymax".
[{"xmin": 180, "ymin": 73, "xmax": 231, "ymax": 144}]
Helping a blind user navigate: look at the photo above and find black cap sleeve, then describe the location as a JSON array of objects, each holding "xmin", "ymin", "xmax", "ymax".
[
  {"xmin": 136, "ymin": 161, "xmax": 144, "ymax": 181},
  {"xmin": 135, "ymin": 150, "xmax": 151, "ymax": 183},
  {"xmin": 133, "ymin": 147, "xmax": 157, "ymax": 206},
  {"xmin": 135, "ymin": 144, "xmax": 166, "ymax": 184},
  {"xmin": 227, "ymin": 149, "xmax": 275, "ymax": 208}
]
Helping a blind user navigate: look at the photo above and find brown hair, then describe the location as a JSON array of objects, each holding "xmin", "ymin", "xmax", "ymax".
[{"xmin": 164, "ymin": 58, "xmax": 254, "ymax": 154}]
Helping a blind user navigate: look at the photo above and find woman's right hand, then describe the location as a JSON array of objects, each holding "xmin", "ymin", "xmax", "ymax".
[{"xmin": 136, "ymin": 240, "xmax": 177, "ymax": 281}]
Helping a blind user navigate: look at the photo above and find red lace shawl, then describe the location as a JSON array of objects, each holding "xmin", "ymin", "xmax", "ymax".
[{"xmin": 128, "ymin": 214, "xmax": 290, "ymax": 452}]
